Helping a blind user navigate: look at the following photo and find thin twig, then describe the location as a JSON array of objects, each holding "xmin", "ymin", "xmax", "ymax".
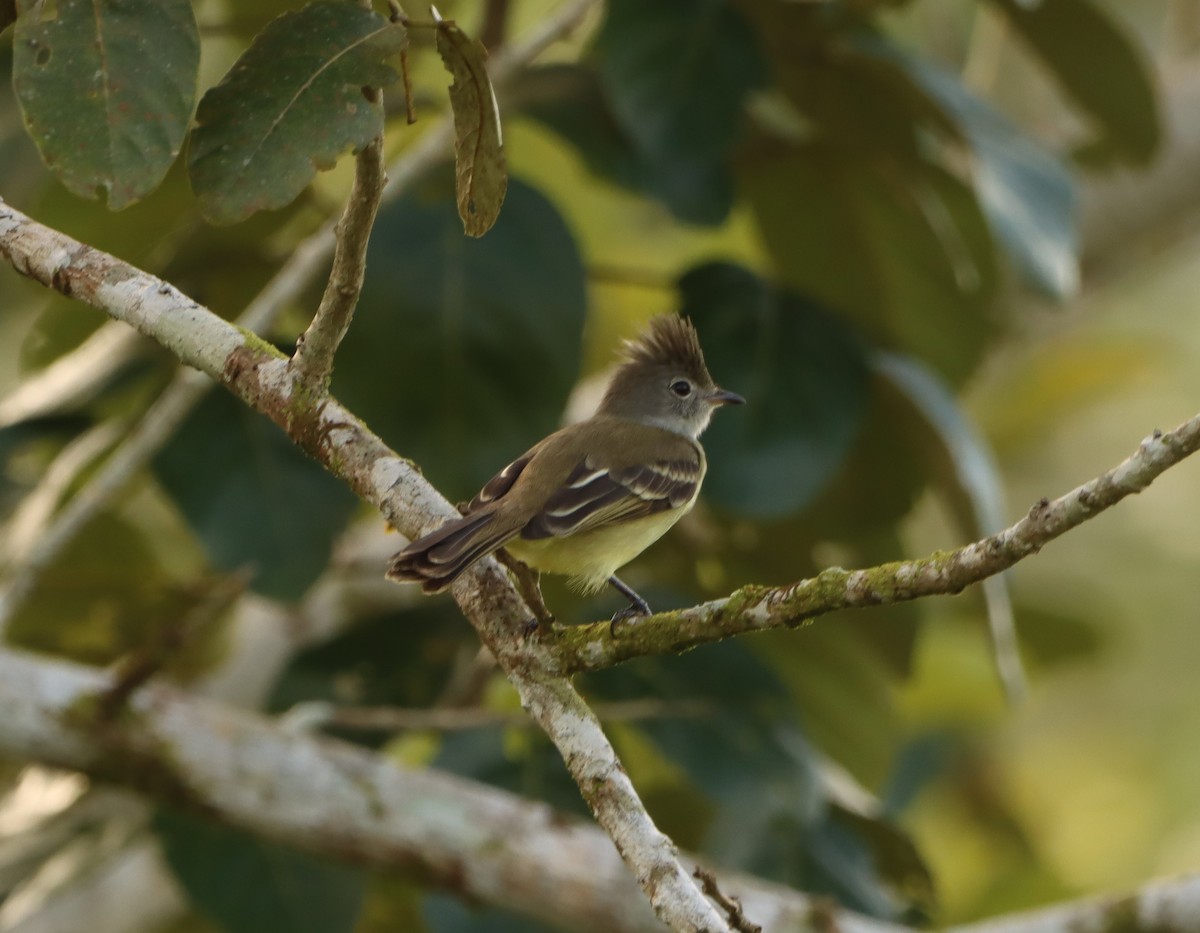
[
  {"xmin": 694, "ymin": 866, "xmax": 762, "ymax": 933},
  {"xmin": 289, "ymin": 133, "xmax": 386, "ymax": 391}
]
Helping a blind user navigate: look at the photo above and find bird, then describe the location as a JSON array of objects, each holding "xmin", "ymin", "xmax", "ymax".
[{"xmin": 387, "ymin": 314, "xmax": 744, "ymax": 624}]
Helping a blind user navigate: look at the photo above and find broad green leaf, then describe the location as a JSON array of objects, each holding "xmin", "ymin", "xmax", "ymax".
[
  {"xmin": 907, "ymin": 59, "xmax": 1078, "ymax": 299},
  {"xmin": 152, "ymin": 390, "xmax": 358, "ymax": 600},
  {"xmin": 333, "ymin": 174, "xmax": 586, "ymax": 503},
  {"xmin": 435, "ymin": 16, "xmax": 506, "ymax": 237},
  {"xmin": 154, "ymin": 808, "xmax": 366, "ymax": 933},
  {"xmin": 12, "ymin": 0, "xmax": 198, "ymax": 209},
  {"xmin": 874, "ymin": 353, "xmax": 1026, "ymax": 703},
  {"xmin": 740, "ymin": 140, "xmax": 999, "ymax": 385},
  {"xmin": 188, "ymin": 2, "xmax": 405, "ymax": 225},
  {"xmin": 989, "ymin": 0, "xmax": 1160, "ymax": 167},
  {"xmin": 591, "ymin": 0, "xmax": 765, "ymax": 225},
  {"xmin": 679, "ymin": 262, "xmax": 870, "ymax": 518},
  {"xmin": 512, "ymin": 64, "xmax": 732, "ymax": 224}
]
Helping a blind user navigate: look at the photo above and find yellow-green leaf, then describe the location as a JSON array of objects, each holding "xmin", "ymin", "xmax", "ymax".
[{"xmin": 435, "ymin": 16, "xmax": 507, "ymax": 237}]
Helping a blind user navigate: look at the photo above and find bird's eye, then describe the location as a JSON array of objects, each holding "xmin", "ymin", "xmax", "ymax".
[{"xmin": 670, "ymin": 379, "xmax": 692, "ymax": 398}]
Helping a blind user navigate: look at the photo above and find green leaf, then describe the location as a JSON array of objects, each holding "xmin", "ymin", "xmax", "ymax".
[
  {"xmin": 591, "ymin": 0, "xmax": 765, "ymax": 225},
  {"xmin": 679, "ymin": 262, "xmax": 870, "ymax": 518},
  {"xmin": 989, "ymin": 0, "xmax": 1160, "ymax": 167},
  {"xmin": 594, "ymin": 0, "xmax": 765, "ymax": 162},
  {"xmin": 907, "ymin": 60, "xmax": 1078, "ymax": 299},
  {"xmin": 512, "ymin": 64, "xmax": 732, "ymax": 224},
  {"xmin": 873, "ymin": 353, "xmax": 1025, "ymax": 702},
  {"xmin": 152, "ymin": 390, "xmax": 358, "ymax": 600},
  {"xmin": 188, "ymin": 1, "xmax": 405, "ymax": 225},
  {"xmin": 333, "ymin": 173, "xmax": 586, "ymax": 504},
  {"xmin": 12, "ymin": 0, "xmax": 198, "ymax": 209},
  {"xmin": 154, "ymin": 808, "xmax": 366, "ymax": 933},
  {"xmin": 740, "ymin": 5, "xmax": 959, "ymax": 158},
  {"xmin": 4, "ymin": 511, "xmax": 190, "ymax": 665},
  {"xmin": 435, "ymin": 16, "xmax": 506, "ymax": 237},
  {"xmin": 740, "ymin": 140, "xmax": 999, "ymax": 384}
]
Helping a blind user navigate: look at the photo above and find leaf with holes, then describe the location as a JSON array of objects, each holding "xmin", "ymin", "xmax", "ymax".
[
  {"xmin": 435, "ymin": 16, "xmax": 507, "ymax": 236},
  {"xmin": 188, "ymin": 1, "xmax": 405, "ymax": 225},
  {"xmin": 12, "ymin": 0, "xmax": 198, "ymax": 209}
]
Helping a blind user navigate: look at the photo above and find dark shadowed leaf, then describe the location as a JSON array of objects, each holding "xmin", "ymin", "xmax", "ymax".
[
  {"xmin": 512, "ymin": 64, "xmax": 731, "ymax": 224},
  {"xmin": 591, "ymin": 0, "xmax": 765, "ymax": 225},
  {"xmin": 679, "ymin": 262, "xmax": 870, "ymax": 518},
  {"xmin": 12, "ymin": 0, "xmax": 198, "ymax": 208},
  {"xmin": 188, "ymin": 2, "xmax": 405, "ymax": 225},
  {"xmin": 909, "ymin": 60, "xmax": 1078, "ymax": 299},
  {"xmin": 423, "ymin": 895, "xmax": 561, "ymax": 933},
  {"xmin": 153, "ymin": 390, "xmax": 358, "ymax": 600},
  {"xmin": 155, "ymin": 808, "xmax": 366, "ymax": 933},
  {"xmin": 594, "ymin": 0, "xmax": 765, "ymax": 162},
  {"xmin": 334, "ymin": 173, "xmax": 586, "ymax": 503},
  {"xmin": 435, "ymin": 16, "xmax": 506, "ymax": 236},
  {"xmin": 989, "ymin": 0, "xmax": 1160, "ymax": 167},
  {"xmin": 1, "ymin": 0, "xmax": 15, "ymax": 34}
]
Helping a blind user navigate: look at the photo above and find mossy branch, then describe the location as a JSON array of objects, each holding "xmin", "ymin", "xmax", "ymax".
[{"xmin": 549, "ymin": 418, "xmax": 1200, "ymax": 675}]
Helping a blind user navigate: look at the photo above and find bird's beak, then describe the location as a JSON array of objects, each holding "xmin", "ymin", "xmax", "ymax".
[{"xmin": 707, "ymin": 387, "xmax": 745, "ymax": 407}]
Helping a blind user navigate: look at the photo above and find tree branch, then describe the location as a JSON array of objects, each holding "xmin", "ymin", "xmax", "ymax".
[
  {"xmin": 550, "ymin": 416, "xmax": 1200, "ymax": 674},
  {"xmin": 289, "ymin": 134, "xmax": 386, "ymax": 391},
  {"xmin": 0, "ymin": 647, "xmax": 801, "ymax": 933},
  {"xmin": 0, "ymin": 197, "xmax": 726, "ymax": 930},
  {"xmin": 4, "ymin": 646, "xmax": 1200, "ymax": 933}
]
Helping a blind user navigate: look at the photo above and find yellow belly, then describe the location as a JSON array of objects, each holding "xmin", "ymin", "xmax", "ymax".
[{"xmin": 506, "ymin": 509, "xmax": 685, "ymax": 593}]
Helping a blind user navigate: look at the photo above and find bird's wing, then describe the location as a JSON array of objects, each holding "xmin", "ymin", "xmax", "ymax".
[
  {"xmin": 464, "ymin": 452, "xmax": 535, "ymax": 513},
  {"xmin": 520, "ymin": 454, "xmax": 702, "ymax": 540}
]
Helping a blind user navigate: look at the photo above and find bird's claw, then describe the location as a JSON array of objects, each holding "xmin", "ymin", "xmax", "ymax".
[{"xmin": 609, "ymin": 602, "xmax": 650, "ymax": 635}]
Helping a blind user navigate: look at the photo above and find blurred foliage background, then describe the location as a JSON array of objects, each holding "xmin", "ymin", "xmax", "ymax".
[{"xmin": 2, "ymin": 0, "xmax": 1200, "ymax": 931}]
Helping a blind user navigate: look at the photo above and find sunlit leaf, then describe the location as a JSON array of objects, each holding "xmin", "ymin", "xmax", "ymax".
[
  {"xmin": 679, "ymin": 262, "xmax": 870, "ymax": 518},
  {"xmin": 989, "ymin": 0, "xmax": 1160, "ymax": 167},
  {"xmin": 435, "ymin": 15, "xmax": 506, "ymax": 236},
  {"xmin": 155, "ymin": 809, "xmax": 366, "ymax": 933},
  {"xmin": 188, "ymin": 1, "xmax": 405, "ymax": 225},
  {"xmin": 153, "ymin": 390, "xmax": 358, "ymax": 600},
  {"xmin": 334, "ymin": 173, "xmax": 586, "ymax": 503},
  {"xmin": 12, "ymin": 0, "xmax": 198, "ymax": 209},
  {"xmin": 4, "ymin": 511, "xmax": 191, "ymax": 664}
]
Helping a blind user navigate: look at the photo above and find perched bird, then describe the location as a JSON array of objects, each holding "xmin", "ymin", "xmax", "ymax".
[{"xmin": 387, "ymin": 315, "xmax": 744, "ymax": 623}]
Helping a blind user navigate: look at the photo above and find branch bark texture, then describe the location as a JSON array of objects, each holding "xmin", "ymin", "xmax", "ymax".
[
  {"xmin": 0, "ymin": 197, "xmax": 725, "ymax": 929},
  {"xmin": 550, "ymin": 417, "xmax": 1200, "ymax": 674}
]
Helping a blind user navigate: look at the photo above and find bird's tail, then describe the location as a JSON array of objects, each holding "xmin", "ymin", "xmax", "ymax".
[{"xmin": 387, "ymin": 511, "xmax": 513, "ymax": 593}]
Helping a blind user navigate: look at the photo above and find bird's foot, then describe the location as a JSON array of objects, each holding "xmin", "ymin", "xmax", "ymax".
[{"xmin": 609, "ymin": 601, "xmax": 650, "ymax": 635}]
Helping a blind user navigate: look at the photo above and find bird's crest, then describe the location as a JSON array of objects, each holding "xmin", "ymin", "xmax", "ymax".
[{"xmin": 622, "ymin": 315, "xmax": 710, "ymax": 384}]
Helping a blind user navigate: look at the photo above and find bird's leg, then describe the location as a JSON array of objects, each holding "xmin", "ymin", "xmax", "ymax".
[
  {"xmin": 607, "ymin": 575, "xmax": 652, "ymax": 632},
  {"xmin": 496, "ymin": 549, "xmax": 555, "ymax": 633}
]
